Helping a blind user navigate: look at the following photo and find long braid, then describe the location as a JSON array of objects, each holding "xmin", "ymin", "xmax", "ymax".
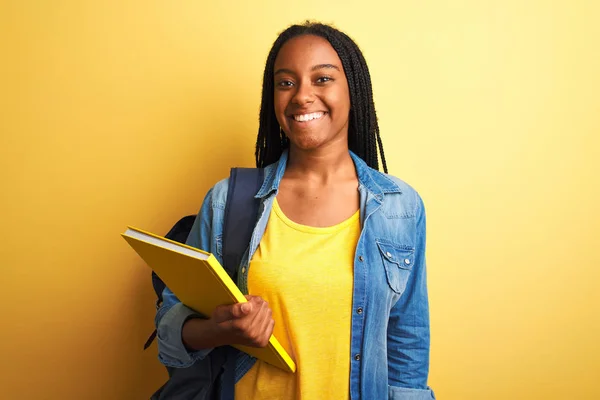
[{"xmin": 256, "ymin": 22, "xmax": 388, "ymax": 173}]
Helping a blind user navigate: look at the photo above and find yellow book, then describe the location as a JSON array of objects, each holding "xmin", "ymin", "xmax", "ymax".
[{"xmin": 121, "ymin": 226, "xmax": 296, "ymax": 373}]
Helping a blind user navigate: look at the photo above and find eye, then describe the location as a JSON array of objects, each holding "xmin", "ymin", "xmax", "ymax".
[
  {"xmin": 277, "ymin": 80, "xmax": 294, "ymax": 88},
  {"xmin": 316, "ymin": 76, "xmax": 333, "ymax": 84}
]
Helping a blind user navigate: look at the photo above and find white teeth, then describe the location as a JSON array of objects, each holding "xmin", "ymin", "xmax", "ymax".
[{"xmin": 293, "ymin": 112, "xmax": 324, "ymax": 122}]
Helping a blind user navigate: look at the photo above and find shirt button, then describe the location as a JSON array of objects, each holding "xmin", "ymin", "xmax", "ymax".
[
  {"xmin": 386, "ymin": 251, "xmax": 393, "ymax": 258},
  {"xmin": 404, "ymin": 259, "xmax": 411, "ymax": 265},
  {"xmin": 354, "ymin": 354, "xmax": 361, "ymax": 361},
  {"xmin": 356, "ymin": 307, "xmax": 363, "ymax": 314},
  {"xmin": 358, "ymin": 256, "xmax": 364, "ymax": 262}
]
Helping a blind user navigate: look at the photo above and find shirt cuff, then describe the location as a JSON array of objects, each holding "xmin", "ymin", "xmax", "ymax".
[
  {"xmin": 388, "ymin": 385, "xmax": 436, "ymax": 400},
  {"xmin": 156, "ymin": 302, "xmax": 214, "ymax": 368}
]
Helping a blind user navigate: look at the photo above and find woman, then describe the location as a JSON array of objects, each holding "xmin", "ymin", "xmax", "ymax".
[{"xmin": 155, "ymin": 22, "xmax": 435, "ymax": 400}]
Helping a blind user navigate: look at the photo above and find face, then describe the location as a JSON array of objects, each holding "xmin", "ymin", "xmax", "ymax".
[{"xmin": 273, "ymin": 35, "xmax": 351, "ymax": 152}]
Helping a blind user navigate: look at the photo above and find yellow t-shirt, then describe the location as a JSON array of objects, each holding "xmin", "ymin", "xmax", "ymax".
[{"xmin": 235, "ymin": 198, "xmax": 360, "ymax": 400}]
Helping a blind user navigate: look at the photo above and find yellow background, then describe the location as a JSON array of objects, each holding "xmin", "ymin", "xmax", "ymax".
[{"xmin": 1, "ymin": 1, "xmax": 598, "ymax": 399}]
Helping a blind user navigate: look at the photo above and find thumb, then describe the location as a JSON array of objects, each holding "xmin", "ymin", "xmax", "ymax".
[
  {"xmin": 213, "ymin": 302, "xmax": 248, "ymax": 323},
  {"xmin": 232, "ymin": 301, "xmax": 252, "ymax": 318}
]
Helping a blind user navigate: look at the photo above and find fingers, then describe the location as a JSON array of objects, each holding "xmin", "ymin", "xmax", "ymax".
[
  {"xmin": 247, "ymin": 297, "xmax": 273, "ymax": 347},
  {"xmin": 211, "ymin": 296, "xmax": 274, "ymax": 348},
  {"xmin": 257, "ymin": 308, "xmax": 275, "ymax": 347},
  {"xmin": 266, "ymin": 318, "xmax": 275, "ymax": 338}
]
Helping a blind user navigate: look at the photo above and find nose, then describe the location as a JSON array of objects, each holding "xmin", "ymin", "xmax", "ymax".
[{"xmin": 291, "ymin": 79, "xmax": 314, "ymax": 105}]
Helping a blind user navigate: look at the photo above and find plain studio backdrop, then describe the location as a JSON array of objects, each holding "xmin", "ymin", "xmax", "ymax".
[{"xmin": 1, "ymin": 1, "xmax": 598, "ymax": 399}]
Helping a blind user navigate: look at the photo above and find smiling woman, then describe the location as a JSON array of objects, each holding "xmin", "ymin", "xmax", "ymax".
[
  {"xmin": 154, "ymin": 21, "xmax": 435, "ymax": 400},
  {"xmin": 255, "ymin": 23, "xmax": 388, "ymax": 174},
  {"xmin": 273, "ymin": 36, "xmax": 351, "ymax": 153}
]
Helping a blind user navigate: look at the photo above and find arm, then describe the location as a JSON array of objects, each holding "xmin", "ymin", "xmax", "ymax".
[{"xmin": 387, "ymin": 194, "xmax": 436, "ymax": 399}]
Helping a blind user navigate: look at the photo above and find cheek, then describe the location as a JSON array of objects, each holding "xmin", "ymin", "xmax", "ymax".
[
  {"xmin": 273, "ymin": 93, "xmax": 288, "ymax": 122},
  {"xmin": 330, "ymin": 91, "xmax": 351, "ymax": 120},
  {"xmin": 329, "ymin": 81, "xmax": 350, "ymax": 106}
]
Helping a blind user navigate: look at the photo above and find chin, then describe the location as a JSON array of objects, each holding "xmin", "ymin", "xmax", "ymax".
[{"xmin": 289, "ymin": 135, "xmax": 325, "ymax": 151}]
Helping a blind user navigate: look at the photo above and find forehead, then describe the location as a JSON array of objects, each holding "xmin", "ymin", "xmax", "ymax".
[{"xmin": 274, "ymin": 35, "xmax": 343, "ymax": 70}]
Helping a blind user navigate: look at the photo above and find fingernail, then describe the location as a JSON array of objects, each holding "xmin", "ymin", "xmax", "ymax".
[{"xmin": 241, "ymin": 303, "xmax": 250, "ymax": 313}]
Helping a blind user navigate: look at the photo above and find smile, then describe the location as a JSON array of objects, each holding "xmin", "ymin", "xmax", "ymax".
[{"xmin": 292, "ymin": 112, "xmax": 326, "ymax": 122}]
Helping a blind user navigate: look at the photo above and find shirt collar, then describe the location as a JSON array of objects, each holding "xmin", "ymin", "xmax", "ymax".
[{"xmin": 255, "ymin": 149, "xmax": 402, "ymax": 199}]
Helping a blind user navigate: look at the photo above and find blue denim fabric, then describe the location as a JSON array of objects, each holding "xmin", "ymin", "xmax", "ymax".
[{"xmin": 155, "ymin": 150, "xmax": 435, "ymax": 399}]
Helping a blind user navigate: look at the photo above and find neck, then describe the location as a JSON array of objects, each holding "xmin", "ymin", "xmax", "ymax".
[{"xmin": 286, "ymin": 145, "xmax": 355, "ymax": 184}]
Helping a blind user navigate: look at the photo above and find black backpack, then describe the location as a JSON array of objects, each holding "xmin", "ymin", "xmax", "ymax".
[{"xmin": 148, "ymin": 167, "xmax": 264, "ymax": 400}]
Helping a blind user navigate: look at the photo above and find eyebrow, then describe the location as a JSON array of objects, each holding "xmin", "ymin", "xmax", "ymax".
[{"xmin": 274, "ymin": 64, "xmax": 341, "ymax": 76}]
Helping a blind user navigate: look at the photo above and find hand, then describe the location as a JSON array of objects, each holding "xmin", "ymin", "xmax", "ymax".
[{"xmin": 211, "ymin": 295, "xmax": 274, "ymax": 348}]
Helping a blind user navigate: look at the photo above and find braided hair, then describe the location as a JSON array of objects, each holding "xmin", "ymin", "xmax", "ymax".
[{"xmin": 255, "ymin": 21, "xmax": 388, "ymax": 173}]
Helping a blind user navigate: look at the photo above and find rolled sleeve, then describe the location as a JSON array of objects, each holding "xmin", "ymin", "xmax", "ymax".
[
  {"xmin": 156, "ymin": 302, "xmax": 214, "ymax": 368},
  {"xmin": 389, "ymin": 385, "xmax": 436, "ymax": 400}
]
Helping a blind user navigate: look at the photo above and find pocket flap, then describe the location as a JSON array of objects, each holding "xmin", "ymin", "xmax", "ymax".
[{"xmin": 376, "ymin": 241, "xmax": 415, "ymax": 270}]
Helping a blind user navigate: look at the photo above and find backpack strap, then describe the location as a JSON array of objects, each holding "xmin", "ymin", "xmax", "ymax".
[
  {"xmin": 219, "ymin": 167, "xmax": 263, "ymax": 400},
  {"xmin": 221, "ymin": 167, "xmax": 264, "ymax": 278}
]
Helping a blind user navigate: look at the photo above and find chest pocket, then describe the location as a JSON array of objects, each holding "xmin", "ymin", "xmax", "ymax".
[{"xmin": 376, "ymin": 240, "xmax": 414, "ymax": 294}]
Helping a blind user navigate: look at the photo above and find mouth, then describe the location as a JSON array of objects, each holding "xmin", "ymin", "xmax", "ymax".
[{"xmin": 288, "ymin": 111, "xmax": 327, "ymax": 123}]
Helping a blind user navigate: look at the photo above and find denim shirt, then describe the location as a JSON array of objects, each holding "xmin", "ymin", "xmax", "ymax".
[{"xmin": 155, "ymin": 150, "xmax": 436, "ymax": 400}]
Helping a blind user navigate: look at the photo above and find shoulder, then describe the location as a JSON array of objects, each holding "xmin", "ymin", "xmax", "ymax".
[
  {"xmin": 384, "ymin": 173, "xmax": 424, "ymax": 204},
  {"xmin": 370, "ymin": 168, "xmax": 425, "ymax": 219},
  {"xmin": 206, "ymin": 162, "xmax": 279, "ymax": 206},
  {"xmin": 207, "ymin": 177, "xmax": 229, "ymax": 209},
  {"xmin": 197, "ymin": 177, "xmax": 230, "ymax": 214}
]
